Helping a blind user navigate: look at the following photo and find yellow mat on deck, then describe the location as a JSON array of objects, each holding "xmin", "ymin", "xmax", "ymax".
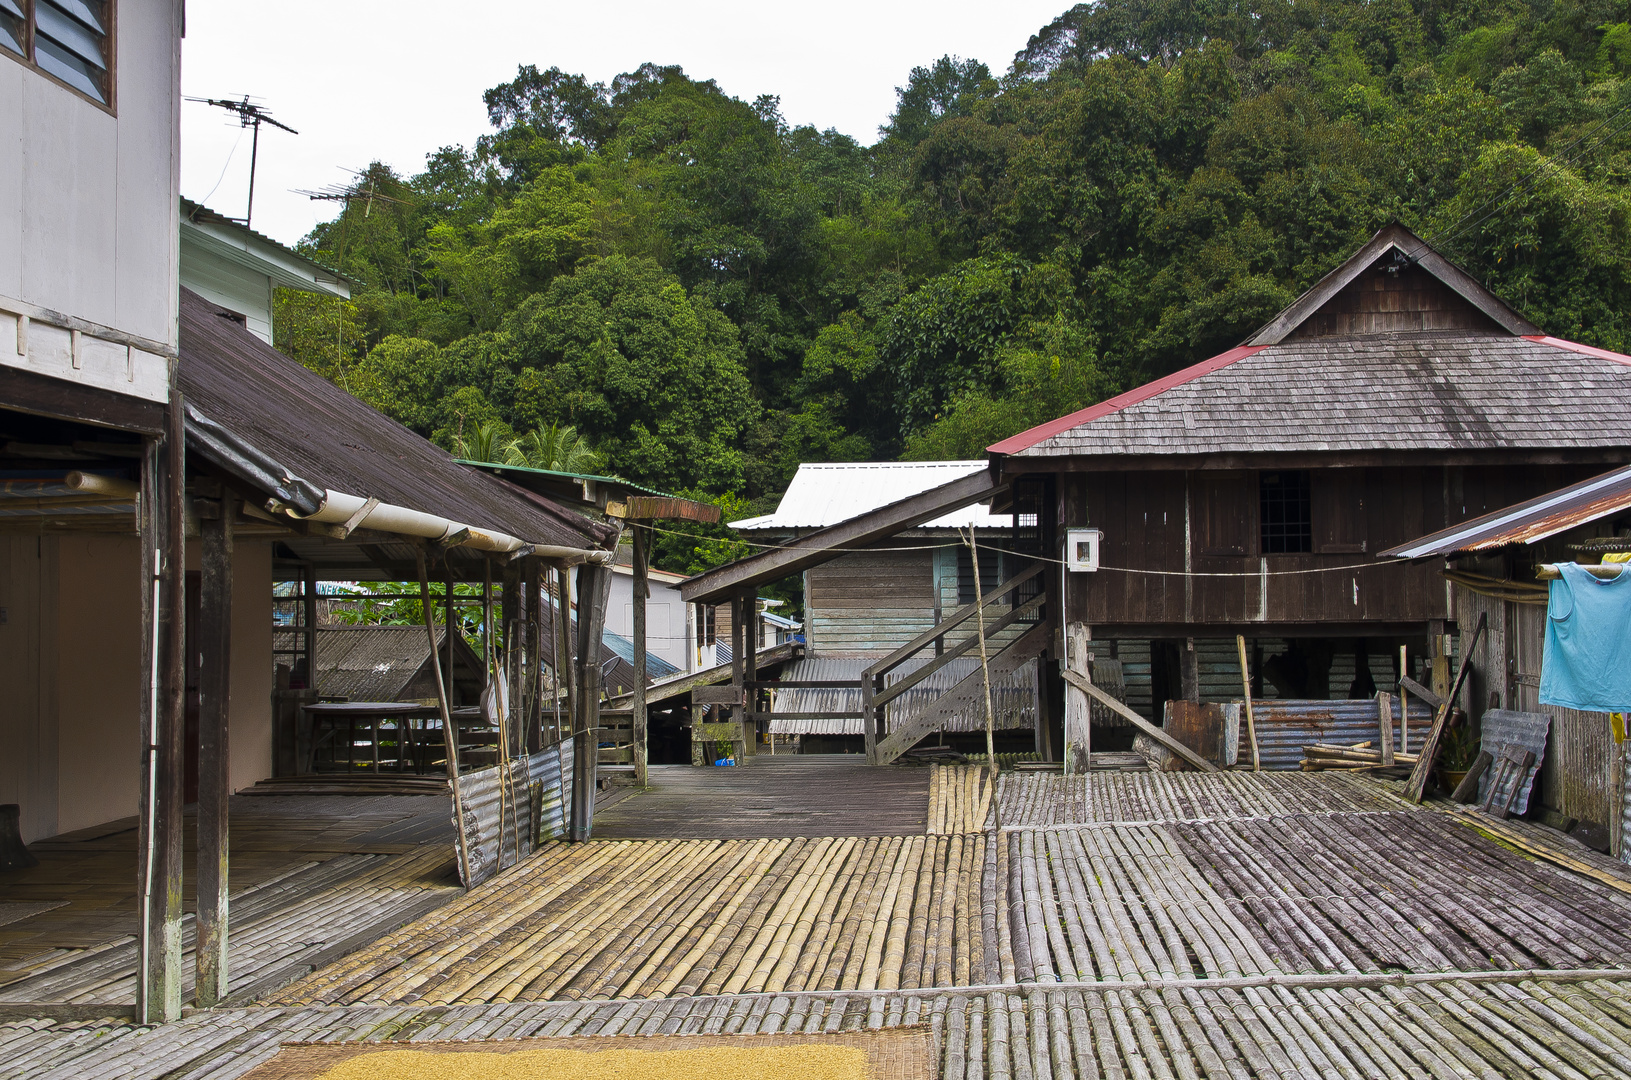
[{"xmin": 241, "ymin": 1029, "xmax": 936, "ymax": 1080}]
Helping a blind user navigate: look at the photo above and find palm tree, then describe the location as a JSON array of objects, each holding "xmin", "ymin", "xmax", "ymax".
[
  {"xmin": 504, "ymin": 422, "xmax": 606, "ymax": 474},
  {"xmin": 452, "ymin": 420, "xmax": 515, "ymax": 465}
]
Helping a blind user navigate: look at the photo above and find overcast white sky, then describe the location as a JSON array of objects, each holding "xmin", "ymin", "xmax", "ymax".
[{"xmin": 180, "ymin": 2, "xmax": 1068, "ymax": 247}]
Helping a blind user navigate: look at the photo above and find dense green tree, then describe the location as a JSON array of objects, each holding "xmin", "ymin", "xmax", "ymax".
[{"xmin": 271, "ymin": 0, "xmax": 1631, "ymax": 574}]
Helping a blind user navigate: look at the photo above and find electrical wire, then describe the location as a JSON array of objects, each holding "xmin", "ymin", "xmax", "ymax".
[{"xmin": 646, "ymin": 521, "xmax": 1407, "ymax": 580}]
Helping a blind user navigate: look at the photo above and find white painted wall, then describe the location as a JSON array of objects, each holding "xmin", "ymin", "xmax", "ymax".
[
  {"xmin": 0, "ymin": 534, "xmax": 276, "ymax": 844},
  {"xmin": 605, "ymin": 567, "xmax": 693, "ymax": 674},
  {"xmin": 0, "ymin": 0, "xmax": 181, "ymax": 387},
  {"xmin": 179, "ymin": 237, "xmax": 275, "ymax": 343}
]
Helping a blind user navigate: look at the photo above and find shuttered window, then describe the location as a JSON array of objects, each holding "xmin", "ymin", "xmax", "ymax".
[{"xmin": 1, "ymin": 0, "xmax": 112, "ymax": 107}]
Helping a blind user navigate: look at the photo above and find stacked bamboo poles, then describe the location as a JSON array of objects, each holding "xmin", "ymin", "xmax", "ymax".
[
  {"xmin": 267, "ymin": 831, "xmax": 992, "ymax": 1006},
  {"xmin": 20, "ymin": 977, "xmax": 1631, "ymax": 1080},
  {"xmin": 995, "ymin": 768, "xmax": 1418, "ymax": 827},
  {"xmin": 926, "ymin": 766, "xmax": 996, "ymax": 835}
]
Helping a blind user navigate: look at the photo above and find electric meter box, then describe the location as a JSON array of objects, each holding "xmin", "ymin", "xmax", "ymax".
[{"xmin": 1066, "ymin": 528, "xmax": 1102, "ymax": 572}]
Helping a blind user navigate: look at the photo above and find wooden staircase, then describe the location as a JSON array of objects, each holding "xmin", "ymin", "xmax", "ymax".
[{"xmin": 864, "ymin": 563, "xmax": 1050, "ymax": 765}]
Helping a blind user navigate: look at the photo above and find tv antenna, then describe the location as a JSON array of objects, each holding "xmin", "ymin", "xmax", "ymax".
[{"xmin": 186, "ymin": 96, "xmax": 298, "ymax": 229}]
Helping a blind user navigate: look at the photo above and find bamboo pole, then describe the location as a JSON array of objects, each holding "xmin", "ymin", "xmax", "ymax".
[
  {"xmin": 1237, "ymin": 634, "xmax": 1260, "ymax": 771},
  {"xmin": 966, "ymin": 528, "xmax": 999, "ymax": 777},
  {"xmin": 417, "ymin": 548, "xmax": 472, "ymax": 890}
]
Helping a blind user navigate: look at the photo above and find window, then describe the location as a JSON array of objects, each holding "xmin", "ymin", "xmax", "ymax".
[
  {"xmin": 956, "ymin": 546, "xmax": 1000, "ymax": 606},
  {"xmin": 1, "ymin": 0, "xmax": 112, "ymax": 107},
  {"xmin": 1260, "ymin": 470, "xmax": 1312, "ymax": 554}
]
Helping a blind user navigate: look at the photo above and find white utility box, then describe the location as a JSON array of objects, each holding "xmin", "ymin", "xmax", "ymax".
[{"xmin": 1065, "ymin": 528, "xmax": 1102, "ymax": 572}]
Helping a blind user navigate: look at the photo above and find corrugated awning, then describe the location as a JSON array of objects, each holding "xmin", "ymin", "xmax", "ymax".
[{"xmin": 1379, "ymin": 464, "xmax": 1631, "ymax": 558}]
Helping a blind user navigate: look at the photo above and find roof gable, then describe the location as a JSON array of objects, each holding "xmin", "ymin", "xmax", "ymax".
[{"xmin": 1246, "ymin": 223, "xmax": 1538, "ymax": 345}]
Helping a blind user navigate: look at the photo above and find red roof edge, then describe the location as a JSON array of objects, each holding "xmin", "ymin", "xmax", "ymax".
[
  {"xmin": 986, "ymin": 345, "xmax": 1268, "ymax": 456},
  {"xmin": 1523, "ymin": 335, "xmax": 1631, "ymax": 367}
]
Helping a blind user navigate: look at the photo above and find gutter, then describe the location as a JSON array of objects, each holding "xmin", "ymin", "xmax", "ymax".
[{"xmin": 185, "ymin": 402, "xmax": 611, "ymax": 563}]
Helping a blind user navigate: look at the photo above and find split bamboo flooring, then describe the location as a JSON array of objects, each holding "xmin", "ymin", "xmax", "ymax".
[
  {"xmin": 994, "ymin": 768, "xmax": 1417, "ymax": 826},
  {"xmin": 15, "ymin": 975, "xmax": 1631, "ymax": 1079},
  {"xmin": 14, "ymin": 766, "xmax": 1631, "ymax": 1079},
  {"xmin": 267, "ymin": 831, "xmax": 990, "ymax": 1006}
]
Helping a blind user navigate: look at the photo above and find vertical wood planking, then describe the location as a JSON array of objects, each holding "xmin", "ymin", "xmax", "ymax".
[{"xmin": 632, "ymin": 524, "xmax": 649, "ymax": 786}]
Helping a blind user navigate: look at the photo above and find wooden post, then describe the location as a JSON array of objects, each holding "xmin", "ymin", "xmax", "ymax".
[
  {"xmin": 195, "ymin": 490, "xmax": 234, "ymax": 1007},
  {"xmin": 557, "ymin": 566, "xmax": 576, "ymax": 748},
  {"xmin": 571, "ymin": 562, "xmax": 611, "ymax": 841},
  {"xmin": 1064, "ymin": 622, "xmax": 1091, "ymax": 775},
  {"xmin": 632, "ymin": 523, "xmax": 650, "ymax": 786},
  {"xmin": 861, "ymin": 667, "xmax": 878, "ymax": 765},
  {"xmin": 523, "ymin": 557, "xmax": 542, "ymax": 748},
  {"xmin": 1399, "ymin": 645, "xmax": 1410, "ymax": 753},
  {"xmin": 300, "ymin": 563, "xmax": 317, "ymax": 690},
  {"xmin": 444, "ymin": 560, "xmax": 457, "ymax": 705},
  {"xmin": 1403, "ymin": 612, "xmax": 1488, "ymax": 803},
  {"xmin": 743, "ymin": 594, "xmax": 758, "ymax": 757},
  {"xmin": 137, "ymin": 393, "xmax": 185, "ymax": 1024},
  {"xmin": 967, "ymin": 528, "xmax": 998, "ymax": 775},
  {"xmin": 501, "ymin": 559, "xmax": 520, "ymax": 746},
  {"xmin": 417, "ymin": 549, "xmax": 471, "ymax": 887},
  {"xmin": 1377, "ymin": 691, "xmax": 1395, "ymax": 766},
  {"xmin": 1181, "ymin": 637, "xmax": 1200, "ymax": 704},
  {"xmin": 1236, "ymin": 634, "xmax": 1260, "ymax": 772}
]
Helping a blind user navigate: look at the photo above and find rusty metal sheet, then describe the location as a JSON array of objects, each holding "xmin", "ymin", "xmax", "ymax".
[
  {"xmin": 1247, "ymin": 698, "xmax": 1434, "ymax": 771},
  {"xmin": 1536, "ymin": 705, "xmax": 1611, "ymax": 825},
  {"xmin": 618, "ymin": 495, "xmax": 723, "ymax": 523}
]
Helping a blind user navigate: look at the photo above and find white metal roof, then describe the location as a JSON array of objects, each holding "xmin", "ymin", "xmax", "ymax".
[{"xmin": 732, "ymin": 461, "xmax": 1010, "ymax": 532}]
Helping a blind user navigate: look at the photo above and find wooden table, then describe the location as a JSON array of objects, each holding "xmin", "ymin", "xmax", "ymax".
[{"xmin": 301, "ymin": 702, "xmax": 437, "ymax": 773}]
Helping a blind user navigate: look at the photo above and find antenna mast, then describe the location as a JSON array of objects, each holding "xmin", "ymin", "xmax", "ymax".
[{"xmin": 189, "ymin": 96, "xmax": 298, "ymax": 229}]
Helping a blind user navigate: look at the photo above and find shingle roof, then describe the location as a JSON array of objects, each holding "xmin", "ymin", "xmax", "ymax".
[
  {"xmin": 988, "ymin": 224, "xmax": 1631, "ymax": 461},
  {"xmin": 993, "ymin": 333, "xmax": 1631, "ymax": 458}
]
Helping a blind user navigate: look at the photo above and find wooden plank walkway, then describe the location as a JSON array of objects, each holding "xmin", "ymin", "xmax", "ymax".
[
  {"xmin": 591, "ymin": 757, "xmax": 931, "ymax": 839},
  {"xmin": 0, "ymin": 795, "xmax": 458, "ymax": 1006}
]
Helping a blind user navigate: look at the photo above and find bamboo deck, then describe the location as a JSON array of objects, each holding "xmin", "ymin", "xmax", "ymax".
[{"xmin": 9, "ymin": 765, "xmax": 1631, "ymax": 1078}]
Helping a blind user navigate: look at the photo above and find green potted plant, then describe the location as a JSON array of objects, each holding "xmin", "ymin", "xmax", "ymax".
[{"xmin": 1437, "ymin": 723, "xmax": 1479, "ymax": 792}]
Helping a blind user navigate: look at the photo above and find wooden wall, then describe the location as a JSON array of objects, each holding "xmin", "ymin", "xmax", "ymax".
[
  {"xmin": 1062, "ymin": 463, "xmax": 1598, "ymax": 632},
  {"xmin": 1286, "ymin": 263, "xmax": 1504, "ymax": 339},
  {"xmin": 807, "ymin": 548, "xmax": 938, "ymax": 658}
]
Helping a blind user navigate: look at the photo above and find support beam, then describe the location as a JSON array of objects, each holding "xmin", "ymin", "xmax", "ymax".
[
  {"xmin": 631, "ymin": 523, "xmax": 649, "ymax": 786},
  {"xmin": 1064, "ymin": 623, "xmax": 1091, "ymax": 775},
  {"xmin": 137, "ymin": 393, "xmax": 185, "ymax": 1024},
  {"xmin": 417, "ymin": 549, "xmax": 471, "ymax": 887},
  {"xmin": 571, "ymin": 562, "xmax": 611, "ymax": 841},
  {"xmin": 1063, "ymin": 669, "xmax": 1221, "ymax": 774},
  {"xmin": 195, "ymin": 492, "xmax": 234, "ymax": 1007}
]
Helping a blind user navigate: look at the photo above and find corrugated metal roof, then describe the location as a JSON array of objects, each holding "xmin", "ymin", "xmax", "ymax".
[
  {"xmin": 733, "ymin": 462, "xmax": 1010, "ymax": 532},
  {"xmin": 315, "ymin": 625, "xmax": 481, "ymax": 702},
  {"xmin": 768, "ymin": 656, "xmax": 1036, "ymax": 735},
  {"xmin": 1379, "ymin": 465, "xmax": 1631, "ymax": 558}
]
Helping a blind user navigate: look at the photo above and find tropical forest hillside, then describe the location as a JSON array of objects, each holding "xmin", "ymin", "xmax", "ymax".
[{"xmin": 275, "ymin": 0, "xmax": 1631, "ymax": 573}]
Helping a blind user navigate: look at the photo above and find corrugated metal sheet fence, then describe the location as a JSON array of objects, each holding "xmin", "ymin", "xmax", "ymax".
[
  {"xmin": 1248, "ymin": 698, "xmax": 1434, "ymax": 771},
  {"xmin": 452, "ymin": 740, "xmax": 573, "ymax": 888}
]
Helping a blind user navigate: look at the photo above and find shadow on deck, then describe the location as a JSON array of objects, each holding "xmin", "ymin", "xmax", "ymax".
[
  {"xmin": 0, "ymin": 794, "xmax": 459, "ymax": 1010},
  {"xmin": 592, "ymin": 755, "xmax": 931, "ymax": 839}
]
